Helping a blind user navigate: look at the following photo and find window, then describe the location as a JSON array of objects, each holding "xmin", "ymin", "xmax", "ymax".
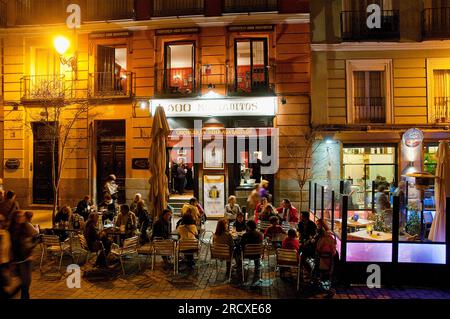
[
  {"xmin": 346, "ymin": 60, "xmax": 393, "ymax": 124},
  {"xmin": 427, "ymin": 58, "xmax": 450, "ymax": 123},
  {"xmin": 164, "ymin": 42, "xmax": 195, "ymax": 95},
  {"xmin": 94, "ymin": 45, "xmax": 129, "ymax": 96},
  {"xmin": 234, "ymin": 39, "xmax": 269, "ymax": 93}
]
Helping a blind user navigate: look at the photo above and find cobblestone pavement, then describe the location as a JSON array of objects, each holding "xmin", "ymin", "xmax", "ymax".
[{"xmin": 13, "ymin": 212, "xmax": 450, "ymax": 300}]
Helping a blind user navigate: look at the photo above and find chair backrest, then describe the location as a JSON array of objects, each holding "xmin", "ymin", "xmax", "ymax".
[
  {"xmin": 178, "ymin": 239, "xmax": 199, "ymax": 252},
  {"xmin": 243, "ymin": 244, "xmax": 264, "ymax": 258},
  {"xmin": 276, "ymin": 248, "xmax": 299, "ymax": 266},
  {"xmin": 42, "ymin": 235, "xmax": 61, "ymax": 247},
  {"xmin": 122, "ymin": 236, "xmax": 139, "ymax": 254},
  {"xmin": 77, "ymin": 234, "xmax": 89, "ymax": 250},
  {"xmin": 210, "ymin": 244, "xmax": 232, "ymax": 260},
  {"xmin": 271, "ymin": 233, "xmax": 288, "ymax": 243},
  {"xmin": 153, "ymin": 239, "xmax": 176, "ymax": 256},
  {"xmin": 200, "ymin": 230, "xmax": 214, "ymax": 245},
  {"xmin": 257, "ymin": 221, "xmax": 271, "ymax": 232}
]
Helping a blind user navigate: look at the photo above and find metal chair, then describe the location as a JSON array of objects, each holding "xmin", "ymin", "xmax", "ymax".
[
  {"xmin": 276, "ymin": 249, "xmax": 302, "ymax": 291},
  {"xmin": 199, "ymin": 230, "xmax": 214, "ymax": 261},
  {"xmin": 69, "ymin": 234, "xmax": 89, "ymax": 264},
  {"xmin": 39, "ymin": 235, "xmax": 71, "ymax": 273},
  {"xmin": 151, "ymin": 239, "xmax": 177, "ymax": 275},
  {"xmin": 257, "ymin": 221, "xmax": 271, "ymax": 233},
  {"xmin": 210, "ymin": 244, "xmax": 233, "ymax": 282},
  {"xmin": 241, "ymin": 244, "xmax": 265, "ymax": 283},
  {"xmin": 110, "ymin": 236, "xmax": 141, "ymax": 275},
  {"xmin": 177, "ymin": 239, "xmax": 200, "ymax": 274}
]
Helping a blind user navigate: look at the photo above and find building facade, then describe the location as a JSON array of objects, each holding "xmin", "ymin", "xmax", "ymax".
[
  {"xmin": 0, "ymin": 0, "xmax": 311, "ymax": 213},
  {"xmin": 311, "ymin": 0, "xmax": 450, "ymax": 210}
]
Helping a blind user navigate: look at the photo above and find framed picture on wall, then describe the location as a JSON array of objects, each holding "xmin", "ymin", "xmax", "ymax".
[
  {"xmin": 203, "ymin": 175, "xmax": 225, "ymax": 218},
  {"xmin": 203, "ymin": 142, "xmax": 224, "ymax": 170}
]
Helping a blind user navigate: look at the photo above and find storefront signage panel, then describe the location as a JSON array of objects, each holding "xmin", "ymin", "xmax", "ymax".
[
  {"xmin": 151, "ymin": 97, "xmax": 277, "ymax": 117},
  {"xmin": 203, "ymin": 175, "xmax": 226, "ymax": 218}
]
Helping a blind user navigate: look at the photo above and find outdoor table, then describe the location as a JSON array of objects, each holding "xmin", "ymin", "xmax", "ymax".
[
  {"xmin": 170, "ymin": 230, "xmax": 180, "ymax": 241},
  {"xmin": 347, "ymin": 229, "xmax": 392, "ymax": 241}
]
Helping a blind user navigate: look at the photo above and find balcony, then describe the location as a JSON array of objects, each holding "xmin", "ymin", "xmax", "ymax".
[
  {"xmin": 228, "ymin": 64, "xmax": 274, "ymax": 96},
  {"xmin": 432, "ymin": 97, "xmax": 450, "ymax": 123},
  {"xmin": 155, "ymin": 67, "xmax": 200, "ymax": 97},
  {"xmin": 353, "ymin": 97, "xmax": 386, "ymax": 124},
  {"xmin": 222, "ymin": 0, "xmax": 278, "ymax": 14},
  {"xmin": 21, "ymin": 75, "xmax": 66, "ymax": 101},
  {"xmin": 152, "ymin": 0, "xmax": 204, "ymax": 17},
  {"xmin": 15, "ymin": 0, "xmax": 65, "ymax": 25},
  {"xmin": 423, "ymin": 7, "xmax": 450, "ymax": 39},
  {"xmin": 341, "ymin": 10, "xmax": 400, "ymax": 41},
  {"xmin": 86, "ymin": 0, "xmax": 134, "ymax": 21},
  {"xmin": 1, "ymin": 1, "xmax": 6, "ymax": 27},
  {"xmin": 88, "ymin": 72, "xmax": 135, "ymax": 99}
]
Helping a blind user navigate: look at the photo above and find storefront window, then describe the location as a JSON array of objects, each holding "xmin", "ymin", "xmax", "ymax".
[
  {"xmin": 164, "ymin": 42, "xmax": 195, "ymax": 95},
  {"xmin": 342, "ymin": 145, "xmax": 397, "ymax": 243}
]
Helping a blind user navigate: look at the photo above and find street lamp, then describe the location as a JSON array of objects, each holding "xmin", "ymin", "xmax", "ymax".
[{"xmin": 54, "ymin": 35, "xmax": 77, "ymax": 73}]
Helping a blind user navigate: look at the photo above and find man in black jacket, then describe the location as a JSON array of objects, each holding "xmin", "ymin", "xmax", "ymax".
[
  {"xmin": 76, "ymin": 195, "xmax": 91, "ymax": 221},
  {"xmin": 298, "ymin": 211, "xmax": 318, "ymax": 271}
]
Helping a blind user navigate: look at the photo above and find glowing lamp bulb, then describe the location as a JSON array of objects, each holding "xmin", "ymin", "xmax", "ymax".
[{"xmin": 54, "ymin": 36, "xmax": 70, "ymax": 55}]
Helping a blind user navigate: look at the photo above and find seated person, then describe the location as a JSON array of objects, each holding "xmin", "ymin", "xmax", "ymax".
[
  {"xmin": 276, "ymin": 199, "xmax": 299, "ymax": 224},
  {"xmin": 282, "ymin": 229, "xmax": 300, "ymax": 252},
  {"xmin": 264, "ymin": 216, "xmax": 286, "ymax": 240},
  {"xmin": 213, "ymin": 219, "xmax": 234, "ymax": 274},
  {"xmin": 234, "ymin": 212, "xmax": 246, "ymax": 232},
  {"xmin": 257, "ymin": 197, "xmax": 278, "ymax": 222},
  {"xmin": 115, "ymin": 205, "xmax": 137, "ymax": 240},
  {"xmin": 76, "ymin": 195, "xmax": 91, "ymax": 221},
  {"xmin": 177, "ymin": 214, "xmax": 198, "ymax": 268},
  {"xmin": 181, "ymin": 201, "xmax": 201, "ymax": 226},
  {"xmin": 312, "ymin": 219, "xmax": 337, "ymax": 282},
  {"xmin": 54, "ymin": 206, "xmax": 73, "ymax": 241},
  {"xmin": 84, "ymin": 213, "xmax": 112, "ymax": 268},
  {"xmin": 130, "ymin": 193, "xmax": 142, "ymax": 213},
  {"xmin": 151, "ymin": 209, "xmax": 172, "ymax": 240},
  {"xmin": 239, "ymin": 220, "xmax": 263, "ymax": 281},
  {"xmin": 298, "ymin": 211, "xmax": 318, "ymax": 271},
  {"xmin": 135, "ymin": 200, "xmax": 151, "ymax": 244},
  {"xmin": 225, "ymin": 195, "xmax": 241, "ymax": 221},
  {"xmin": 99, "ymin": 194, "xmax": 117, "ymax": 222}
]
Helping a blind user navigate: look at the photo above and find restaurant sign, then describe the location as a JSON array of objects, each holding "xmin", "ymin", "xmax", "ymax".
[{"xmin": 150, "ymin": 97, "xmax": 277, "ymax": 118}]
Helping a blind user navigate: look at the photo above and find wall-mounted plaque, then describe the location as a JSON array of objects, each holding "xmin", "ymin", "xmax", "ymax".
[
  {"xmin": 5, "ymin": 159, "xmax": 20, "ymax": 170},
  {"xmin": 155, "ymin": 27, "xmax": 200, "ymax": 36},
  {"xmin": 132, "ymin": 158, "xmax": 150, "ymax": 170},
  {"xmin": 227, "ymin": 25, "xmax": 274, "ymax": 32}
]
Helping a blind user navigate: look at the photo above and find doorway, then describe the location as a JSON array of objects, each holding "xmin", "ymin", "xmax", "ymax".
[
  {"xmin": 32, "ymin": 122, "xmax": 58, "ymax": 204},
  {"xmin": 96, "ymin": 120, "xmax": 126, "ymax": 204}
]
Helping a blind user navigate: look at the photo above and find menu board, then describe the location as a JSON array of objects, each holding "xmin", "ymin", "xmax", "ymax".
[{"xmin": 203, "ymin": 175, "xmax": 225, "ymax": 218}]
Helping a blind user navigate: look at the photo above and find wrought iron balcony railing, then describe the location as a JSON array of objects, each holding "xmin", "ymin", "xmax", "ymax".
[
  {"xmin": 0, "ymin": 1, "xmax": 6, "ymax": 27},
  {"xmin": 423, "ymin": 7, "xmax": 450, "ymax": 39},
  {"xmin": 341, "ymin": 10, "xmax": 400, "ymax": 41},
  {"xmin": 15, "ymin": 0, "xmax": 65, "ymax": 25},
  {"xmin": 155, "ymin": 67, "xmax": 200, "ymax": 97},
  {"xmin": 353, "ymin": 97, "xmax": 386, "ymax": 124},
  {"xmin": 152, "ymin": 0, "xmax": 204, "ymax": 17},
  {"xmin": 222, "ymin": 0, "xmax": 278, "ymax": 14},
  {"xmin": 21, "ymin": 75, "xmax": 66, "ymax": 101},
  {"xmin": 86, "ymin": 0, "xmax": 134, "ymax": 21},
  {"xmin": 88, "ymin": 72, "xmax": 135, "ymax": 99},
  {"xmin": 432, "ymin": 97, "xmax": 450, "ymax": 123},
  {"xmin": 228, "ymin": 64, "xmax": 274, "ymax": 96}
]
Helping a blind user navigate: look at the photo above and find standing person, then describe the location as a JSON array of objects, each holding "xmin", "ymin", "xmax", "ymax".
[
  {"xmin": 259, "ymin": 180, "xmax": 270, "ymax": 199},
  {"xmin": 9, "ymin": 210, "xmax": 39, "ymax": 299},
  {"xmin": 115, "ymin": 205, "xmax": 137, "ymax": 240},
  {"xmin": 276, "ymin": 199, "xmax": 299, "ymax": 224},
  {"xmin": 135, "ymin": 200, "xmax": 151, "ymax": 244},
  {"xmin": 170, "ymin": 161, "xmax": 178, "ymax": 194},
  {"xmin": 0, "ymin": 214, "xmax": 13, "ymax": 299},
  {"xmin": 225, "ymin": 195, "xmax": 241, "ymax": 221},
  {"xmin": 250, "ymin": 152, "xmax": 262, "ymax": 184},
  {"xmin": 176, "ymin": 160, "xmax": 186, "ymax": 195},
  {"xmin": 0, "ymin": 191, "xmax": 19, "ymax": 221},
  {"xmin": 103, "ymin": 175, "xmax": 119, "ymax": 203},
  {"xmin": 130, "ymin": 193, "xmax": 142, "ymax": 213},
  {"xmin": 76, "ymin": 195, "xmax": 91, "ymax": 221},
  {"xmin": 246, "ymin": 184, "xmax": 260, "ymax": 221}
]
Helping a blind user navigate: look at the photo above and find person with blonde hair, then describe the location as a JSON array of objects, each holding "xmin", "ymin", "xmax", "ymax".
[{"xmin": 225, "ymin": 195, "xmax": 241, "ymax": 221}]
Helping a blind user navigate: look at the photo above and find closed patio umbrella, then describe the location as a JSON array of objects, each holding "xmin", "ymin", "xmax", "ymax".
[
  {"xmin": 148, "ymin": 106, "xmax": 170, "ymax": 221},
  {"xmin": 428, "ymin": 141, "xmax": 450, "ymax": 242}
]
